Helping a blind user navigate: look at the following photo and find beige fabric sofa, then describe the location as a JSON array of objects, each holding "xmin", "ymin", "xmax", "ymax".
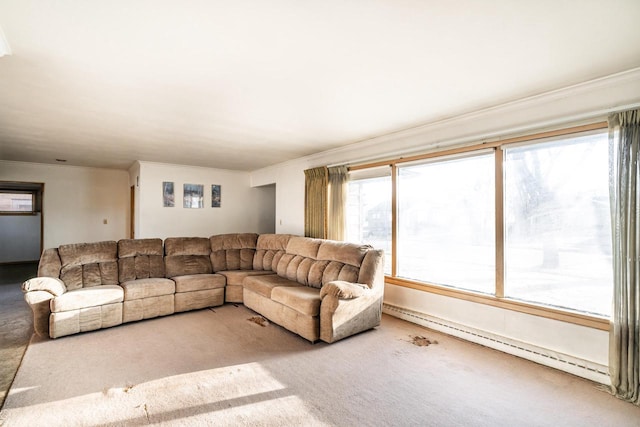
[
  {"xmin": 22, "ymin": 241, "xmax": 124, "ymax": 339},
  {"xmin": 118, "ymin": 238, "xmax": 175, "ymax": 323},
  {"xmin": 22, "ymin": 233, "xmax": 384, "ymax": 343}
]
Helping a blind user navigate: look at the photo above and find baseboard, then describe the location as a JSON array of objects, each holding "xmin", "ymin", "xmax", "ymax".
[
  {"xmin": 383, "ymin": 303, "xmax": 610, "ymax": 385},
  {"xmin": 0, "ymin": 260, "xmax": 38, "ymax": 266}
]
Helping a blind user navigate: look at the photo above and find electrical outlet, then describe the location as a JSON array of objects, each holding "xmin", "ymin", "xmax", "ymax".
[{"xmin": 103, "ymin": 219, "xmax": 108, "ymax": 224}]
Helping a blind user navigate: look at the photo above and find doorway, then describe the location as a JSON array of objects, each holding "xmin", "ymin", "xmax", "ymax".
[{"xmin": 0, "ymin": 181, "xmax": 44, "ymax": 264}]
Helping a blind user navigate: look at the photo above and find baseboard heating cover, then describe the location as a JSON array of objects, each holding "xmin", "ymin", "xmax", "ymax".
[{"xmin": 383, "ymin": 303, "xmax": 610, "ymax": 385}]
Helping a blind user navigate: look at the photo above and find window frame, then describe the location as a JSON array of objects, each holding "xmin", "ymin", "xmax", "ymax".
[
  {"xmin": 0, "ymin": 191, "xmax": 36, "ymax": 215},
  {"xmin": 346, "ymin": 168, "xmax": 393, "ymax": 275},
  {"xmin": 348, "ymin": 122, "xmax": 610, "ymax": 330}
]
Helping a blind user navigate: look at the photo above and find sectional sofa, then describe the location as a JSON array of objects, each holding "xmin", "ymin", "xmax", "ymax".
[{"xmin": 21, "ymin": 233, "xmax": 385, "ymax": 343}]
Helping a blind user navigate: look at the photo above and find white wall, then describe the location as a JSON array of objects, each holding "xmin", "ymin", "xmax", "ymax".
[
  {"xmin": 0, "ymin": 214, "xmax": 41, "ymax": 262},
  {"xmin": 249, "ymin": 68, "xmax": 640, "ymax": 369},
  {"xmin": 0, "ymin": 160, "xmax": 130, "ymax": 249},
  {"xmin": 384, "ymin": 285, "xmax": 609, "ymax": 365},
  {"xmin": 252, "ymin": 162, "xmax": 306, "ymax": 234},
  {"xmin": 137, "ymin": 161, "xmax": 276, "ymax": 239}
]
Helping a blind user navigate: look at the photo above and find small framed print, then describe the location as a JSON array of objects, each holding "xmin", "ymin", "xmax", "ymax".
[
  {"xmin": 183, "ymin": 184, "xmax": 204, "ymax": 208},
  {"xmin": 211, "ymin": 185, "xmax": 221, "ymax": 208},
  {"xmin": 162, "ymin": 182, "xmax": 174, "ymax": 207}
]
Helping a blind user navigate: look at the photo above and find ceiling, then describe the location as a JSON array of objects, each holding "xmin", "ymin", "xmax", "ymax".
[{"xmin": 1, "ymin": 1, "xmax": 639, "ymax": 171}]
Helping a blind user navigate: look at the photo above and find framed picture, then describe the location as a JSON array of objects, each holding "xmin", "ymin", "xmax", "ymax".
[
  {"xmin": 183, "ymin": 184, "xmax": 204, "ymax": 208},
  {"xmin": 211, "ymin": 184, "xmax": 221, "ymax": 208},
  {"xmin": 162, "ymin": 182, "xmax": 174, "ymax": 207}
]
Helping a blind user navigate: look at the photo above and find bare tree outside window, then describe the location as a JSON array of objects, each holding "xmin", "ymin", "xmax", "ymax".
[{"xmin": 504, "ymin": 133, "xmax": 612, "ymax": 315}]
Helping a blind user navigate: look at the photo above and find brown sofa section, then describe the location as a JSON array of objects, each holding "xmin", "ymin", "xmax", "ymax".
[
  {"xmin": 243, "ymin": 236, "xmax": 384, "ymax": 343},
  {"xmin": 212, "ymin": 233, "xmax": 291, "ymax": 303},
  {"xmin": 164, "ymin": 237, "xmax": 225, "ymax": 312},
  {"xmin": 22, "ymin": 233, "xmax": 385, "ymax": 343},
  {"xmin": 48, "ymin": 241, "xmax": 123, "ymax": 338},
  {"xmin": 118, "ymin": 239, "xmax": 175, "ymax": 323}
]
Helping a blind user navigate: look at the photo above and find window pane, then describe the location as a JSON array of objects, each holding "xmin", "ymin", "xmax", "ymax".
[
  {"xmin": 504, "ymin": 132, "xmax": 612, "ymax": 315},
  {"xmin": 0, "ymin": 193, "xmax": 33, "ymax": 212},
  {"xmin": 346, "ymin": 176, "xmax": 392, "ymax": 275},
  {"xmin": 397, "ymin": 154, "xmax": 495, "ymax": 293}
]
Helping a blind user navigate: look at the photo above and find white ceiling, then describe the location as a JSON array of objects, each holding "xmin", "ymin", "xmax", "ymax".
[{"xmin": 1, "ymin": 1, "xmax": 639, "ymax": 171}]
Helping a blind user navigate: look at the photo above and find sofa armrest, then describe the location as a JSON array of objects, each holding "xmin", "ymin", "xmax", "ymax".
[
  {"xmin": 320, "ymin": 281, "xmax": 369, "ymax": 300},
  {"xmin": 22, "ymin": 277, "xmax": 67, "ymax": 297},
  {"xmin": 320, "ymin": 282, "xmax": 383, "ymax": 344},
  {"xmin": 22, "ymin": 277, "xmax": 67, "ymax": 338}
]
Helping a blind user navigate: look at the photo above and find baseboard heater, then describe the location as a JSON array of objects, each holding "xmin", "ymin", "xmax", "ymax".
[{"xmin": 382, "ymin": 303, "xmax": 610, "ymax": 385}]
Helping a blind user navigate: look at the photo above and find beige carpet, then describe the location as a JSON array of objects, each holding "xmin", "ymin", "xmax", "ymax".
[{"xmin": 2, "ymin": 304, "xmax": 640, "ymax": 426}]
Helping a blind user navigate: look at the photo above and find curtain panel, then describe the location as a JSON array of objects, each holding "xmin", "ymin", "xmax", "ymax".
[
  {"xmin": 609, "ymin": 108, "xmax": 640, "ymax": 405},
  {"xmin": 304, "ymin": 166, "xmax": 328, "ymax": 238},
  {"xmin": 327, "ymin": 166, "xmax": 349, "ymax": 241}
]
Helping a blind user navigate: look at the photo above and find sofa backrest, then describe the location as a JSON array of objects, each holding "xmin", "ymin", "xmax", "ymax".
[
  {"xmin": 57, "ymin": 241, "xmax": 119, "ymax": 290},
  {"xmin": 209, "ymin": 233, "xmax": 258, "ymax": 271},
  {"xmin": 253, "ymin": 234, "xmax": 293, "ymax": 272},
  {"xmin": 36, "ymin": 234, "xmax": 382, "ymax": 290},
  {"xmin": 37, "ymin": 248, "xmax": 62, "ymax": 278},
  {"xmin": 275, "ymin": 236, "xmax": 372, "ymax": 289},
  {"xmin": 118, "ymin": 238, "xmax": 165, "ymax": 282},
  {"xmin": 164, "ymin": 237, "xmax": 212, "ymax": 277}
]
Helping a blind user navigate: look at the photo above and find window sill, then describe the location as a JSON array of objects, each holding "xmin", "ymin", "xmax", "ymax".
[{"xmin": 385, "ymin": 276, "xmax": 610, "ymax": 331}]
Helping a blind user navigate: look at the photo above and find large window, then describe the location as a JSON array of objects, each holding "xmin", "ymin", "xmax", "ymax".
[
  {"xmin": 346, "ymin": 170, "xmax": 392, "ymax": 275},
  {"xmin": 504, "ymin": 133, "xmax": 612, "ymax": 315},
  {"xmin": 397, "ymin": 153, "xmax": 495, "ymax": 294},
  {"xmin": 345, "ymin": 125, "xmax": 612, "ymax": 321}
]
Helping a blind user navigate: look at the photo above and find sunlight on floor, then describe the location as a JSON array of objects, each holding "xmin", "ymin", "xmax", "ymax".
[{"xmin": 0, "ymin": 362, "xmax": 328, "ymax": 426}]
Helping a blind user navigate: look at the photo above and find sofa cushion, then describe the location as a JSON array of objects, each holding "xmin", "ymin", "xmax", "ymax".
[
  {"xmin": 243, "ymin": 274, "xmax": 300, "ymax": 299},
  {"xmin": 217, "ymin": 270, "xmax": 275, "ymax": 286},
  {"xmin": 322, "ymin": 261, "xmax": 360, "ymax": 285},
  {"xmin": 276, "ymin": 254, "xmax": 330, "ymax": 289},
  {"xmin": 120, "ymin": 278, "xmax": 175, "ymax": 301},
  {"xmin": 164, "ymin": 237, "xmax": 213, "ymax": 277},
  {"xmin": 119, "ymin": 255, "xmax": 166, "ymax": 282},
  {"xmin": 210, "ymin": 233, "xmax": 258, "ymax": 271},
  {"xmin": 316, "ymin": 241, "xmax": 370, "ymax": 267},
  {"xmin": 37, "ymin": 248, "xmax": 62, "ymax": 278},
  {"xmin": 256, "ymin": 234, "xmax": 292, "ymax": 251},
  {"xmin": 165, "ymin": 255, "xmax": 212, "ymax": 277},
  {"xmin": 118, "ymin": 238, "xmax": 164, "ymax": 258},
  {"xmin": 271, "ymin": 286, "xmax": 322, "ymax": 317},
  {"xmin": 210, "ymin": 249, "xmax": 255, "ymax": 272},
  {"xmin": 51, "ymin": 285, "xmax": 124, "ymax": 313},
  {"xmin": 286, "ymin": 236, "xmax": 322, "ymax": 259},
  {"xmin": 118, "ymin": 238, "xmax": 165, "ymax": 282},
  {"xmin": 253, "ymin": 234, "xmax": 293, "ymax": 271},
  {"xmin": 164, "ymin": 237, "xmax": 211, "ymax": 256},
  {"xmin": 58, "ymin": 241, "xmax": 119, "ymax": 290},
  {"xmin": 173, "ymin": 274, "xmax": 225, "ymax": 293},
  {"xmin": 58, "ymin": 241, "xmax": 118, "ymax": 266}
]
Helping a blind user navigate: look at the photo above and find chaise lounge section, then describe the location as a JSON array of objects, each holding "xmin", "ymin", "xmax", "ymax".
[{"xmin": 22, "ymin": 233, "xmax": 385, "ymax": 343}]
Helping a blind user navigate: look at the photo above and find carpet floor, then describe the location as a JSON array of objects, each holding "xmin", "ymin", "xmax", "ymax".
[
  {"xmin": 2, "ymin": 304, "xmax": 640, "ymax": 426},
  {"xmin": 0, "ymin": 263, "xmax": 36, "ymax": 408}
]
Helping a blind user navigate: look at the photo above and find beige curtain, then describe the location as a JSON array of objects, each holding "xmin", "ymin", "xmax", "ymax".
[
  {"xmin": 304, "ymin": 166, "xmax": 328, "ymax": 238},
  {"xmin": 327, "ymin": 166, "xmax": 349, "ymax": 241},
  {"xmin": 609, "ymin": 108, "xmax": 640, "ymax": 405}
]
